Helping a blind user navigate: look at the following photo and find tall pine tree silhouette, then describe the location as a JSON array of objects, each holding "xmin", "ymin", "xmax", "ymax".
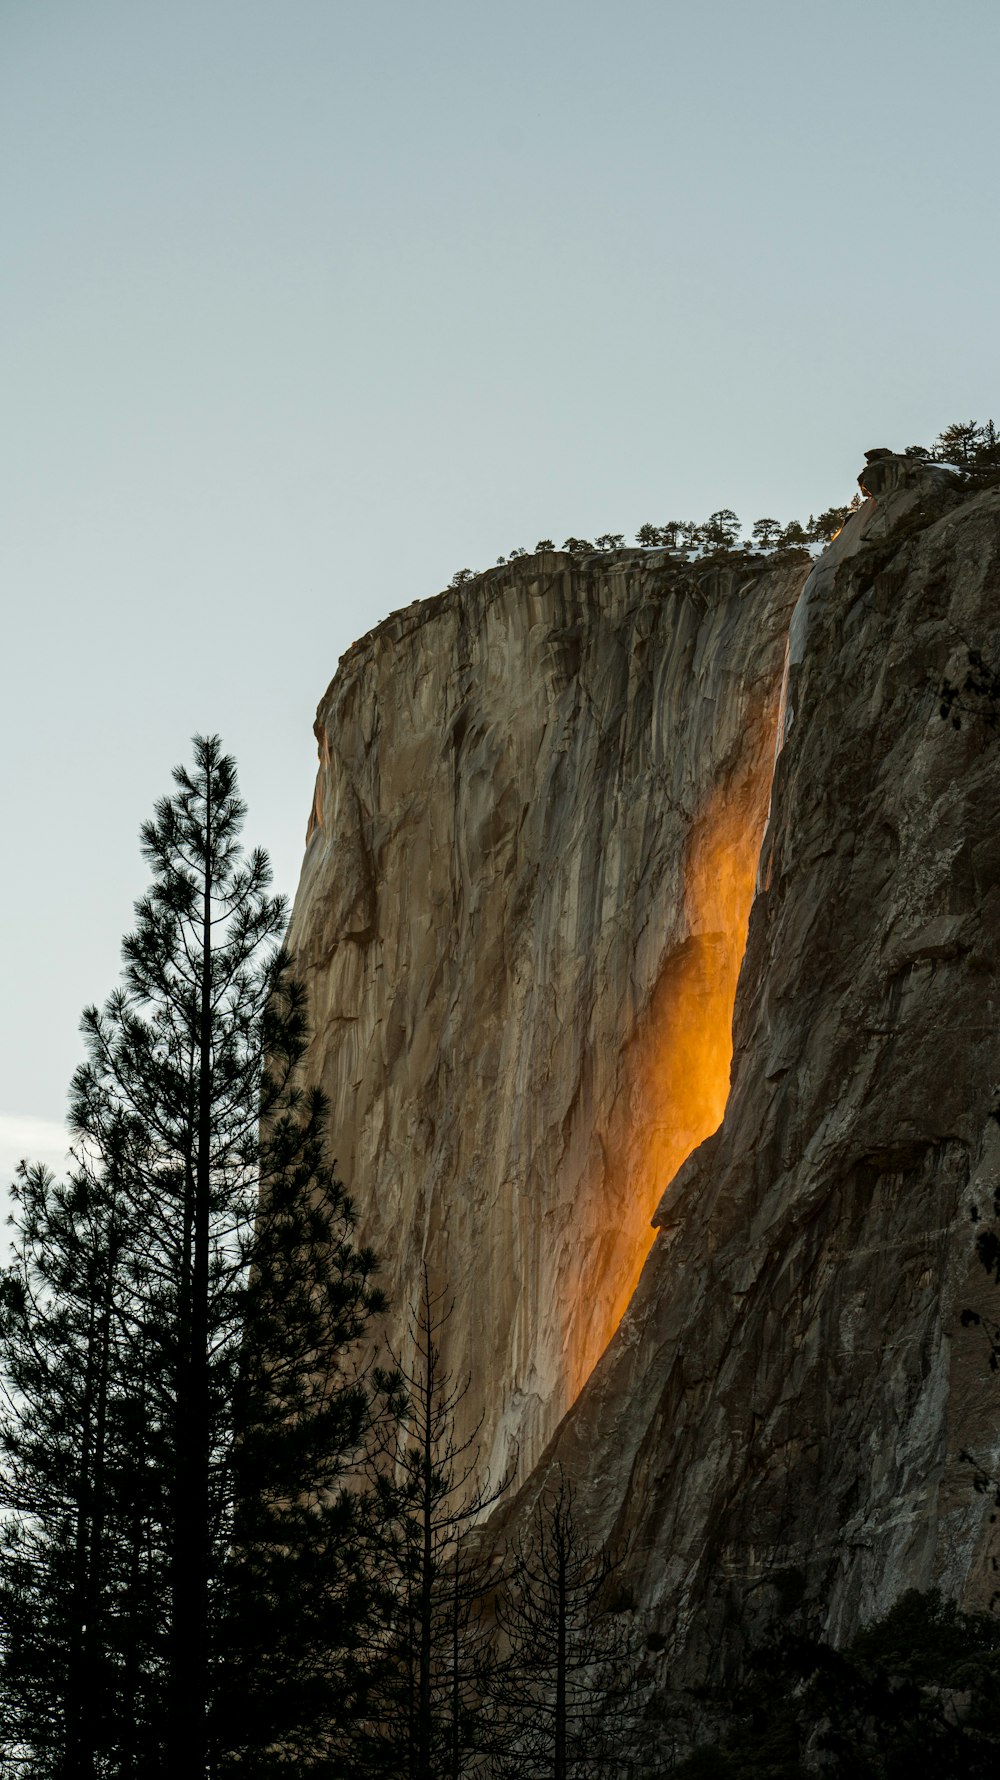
[{"xmin": 1, "ymin": 735, "xmax": 398, "ymax": 1777}]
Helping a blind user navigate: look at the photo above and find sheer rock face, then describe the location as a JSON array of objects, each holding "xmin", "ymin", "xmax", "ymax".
[
  {"xmin": 512, "ymin": 466, "xmax": 1000, "ymax": 1684},
  {"xmin": 287, "ymin": 550, "xmax": 802, "ymax": 1485},
  {"xmin": 289, "ymin": 463, "xmax": 1000, "ymax": 1688}
]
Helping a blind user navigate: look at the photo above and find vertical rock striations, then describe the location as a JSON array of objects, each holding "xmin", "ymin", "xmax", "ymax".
[
  {"xmin": 287, "ymin": 549, "xmax": 802, "ymax": 1485},
  {"xmin": 514, "ymin": 462, "xmax": 1000, "ymax": 1684},
  {"xmin": 288, "ymin": 459, "xmax": 1000, "ymax": 1698}
]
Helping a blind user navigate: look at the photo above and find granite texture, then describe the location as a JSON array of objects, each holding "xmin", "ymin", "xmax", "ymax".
[
  {"xmin": 288, "ymin": 548, "xmax": 801, "ymax": 1486},
  {"xmin": 288, "ymin": 459, "xmax": 1000, "ymax": 1712},
  {"xmin": 508, "ymin": 462, "xmax": 1000, "ymax": 1693}
]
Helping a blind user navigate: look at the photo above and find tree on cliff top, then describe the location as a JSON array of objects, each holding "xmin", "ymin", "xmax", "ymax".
[
  {"xmin": 808, "ymin": 505, "xmax": 852, "ymax": 543},
  {"xmin": 776, "ymin": 520, "xmax": 810, "ymax": 551},
  {"xmin": 700, "ymin": 510, "xmax": 742, "ymax": 551},
  {"xmin": 751, "ymin": 517, "xmax": 781, "ymax": 550},
  {"xmin": 933, "ymin": 419, "xmax": 1000, "ymax": 479},
  {"xmin": 934, "ymin": 420, "xmax": 982, "ymax": 466}
]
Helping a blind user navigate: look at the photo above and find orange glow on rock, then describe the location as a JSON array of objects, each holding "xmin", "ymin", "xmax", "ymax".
[
  {"xmin": 656, "ymin": 783, "xmax": 764, "ymax": 1165},
  {"xmin": 565, "ymin": 746, "xmax": 776, "ymax": 1404}
]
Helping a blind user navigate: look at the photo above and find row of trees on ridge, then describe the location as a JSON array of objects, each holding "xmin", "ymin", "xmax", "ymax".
[
  {"xmin": 450, "ymin": 505, "xmax": 855, "ymax": 584},
  {"xmin": 449, "ymin": 417, "xmax": 1000, "ymax": 588}
]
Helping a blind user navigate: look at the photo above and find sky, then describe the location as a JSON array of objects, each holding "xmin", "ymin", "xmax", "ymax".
[{"xmin": 2, "ymin": 0, "xmax": 999, "ymax": 1199}]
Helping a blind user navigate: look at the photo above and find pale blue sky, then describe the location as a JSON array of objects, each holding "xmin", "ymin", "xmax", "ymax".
[{"xmin": 2, "ymin": 0, "xmax": 998, "ymax": 1188}]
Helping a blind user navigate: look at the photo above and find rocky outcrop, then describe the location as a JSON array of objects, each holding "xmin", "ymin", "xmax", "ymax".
[
  {"xmin": 289, "ymin": 454, "xmax": 1000, "ymax": 1722},
  {"xmin": 287, "ymin": 548, "xmax": 803, "ymax": 1485},
  {"xmin": 508, "ymin": 459, "xmax": 1000, "ymax": 1692}
]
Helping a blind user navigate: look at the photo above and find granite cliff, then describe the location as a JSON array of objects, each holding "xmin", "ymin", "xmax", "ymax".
[
  {"xmin": 287, "ymin": 455, "xmax": 1000, "ymax": 1688},
  {"xmin": 288, "ymin": 545, "xmax": 802, "ymax": 1485}
]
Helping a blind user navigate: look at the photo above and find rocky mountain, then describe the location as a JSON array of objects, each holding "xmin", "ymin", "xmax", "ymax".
[
  {"xmin": 287, "ymin": 455, "xmax": 1000, "ymax": 1688},
  {"xmin": 288, "ymin": 543, "xmax": 801, "ymax": 1486}
]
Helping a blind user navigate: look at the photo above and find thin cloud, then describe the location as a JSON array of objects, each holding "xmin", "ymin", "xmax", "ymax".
[{"xmin": 0, "ymin": 1113, "xmax": 71, "ymax": 1180}]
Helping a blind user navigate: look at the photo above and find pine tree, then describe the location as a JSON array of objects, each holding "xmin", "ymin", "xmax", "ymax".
[
  {"xmin": 65, "ymin": 736, "xmax": 294, "ymax": 1774},
  {"xmin": 489, "ymin": 1472, "xmax": 638, "ymax": 1780},
  {"xmin": 362, "ymin": 1271, "xmax": 509, "ymax": 1780},
  {"xmin": 0, "ymin": 1148, "xmax": 161, "ymax": 1778},
  {"xmin": 0, "ymin": 736, "xmax": 398, "ymax": 1777},
  {"xmin": 934, "ymin": 420, "xmax": 982, "ymax": 466},
  {"xmin": 656, "ymin": 522, "xmax": 687, "ymax": 551},
  {"xmin": 700, "ymin": 509, "xmax": 741, "ymax": 552},
  {"xmin": 977, "ymin": 418, "xmax": 1000, "ymax": 471},
  {"xmin": 776, "ymin": 519, "xmax": 810, "ymax": 551},
  {"xmin": 213, "ymin": 1112, "xmax": 403, "ymax": 1777},
  {"xmin": 751, "ymin": 518, "xmax": 780, "ymax": 551},
  {"xmin": 808, "ymin": 506, "xmax": 852, "ymax": 544}
]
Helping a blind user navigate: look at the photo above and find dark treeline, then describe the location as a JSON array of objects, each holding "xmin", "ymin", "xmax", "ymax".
[
  {"xmin": 0, "ymin": 738, "xmax": 635, "ymax": 1780},
  {"xmin": 671, "ymin": 1593, "xmax": 1000, "ymax": 1779},
  {"xmin": 449, "ymin": 417, "xmax": 1000, "ymax": 588}
]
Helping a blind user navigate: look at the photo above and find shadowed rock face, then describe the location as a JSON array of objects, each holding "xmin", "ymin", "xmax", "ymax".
[
  {"xmin": 510, "ymin": 463, "xmax": 1000, "ymax": 1688},
  {"xmin": 289, "ymin": 458, "xmax": 1000, "ymax": 1708},
  {"xmin": 287, "ymin": 549, "xmax": 802, "ymax": 1485}
]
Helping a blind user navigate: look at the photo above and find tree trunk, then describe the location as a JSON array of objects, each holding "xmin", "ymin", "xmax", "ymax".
[
  {"xmin": 554, "ymin": 1547, "xmax": 567, "ymax": 1780},
  {"xmin": 168, "ymin": 787, "xmax": 213, "ymax": 1778},
  {"xmin": 449, "ymin": 1569, "xmax": 460, "ymax": 1780},
  {"xmin": 63, "ymin": 1281, "xmax": 97, "ymax": 1780},
  {"xmin": 64, "ymin": 1240, "xmax": 115, "ymax": 1780},
  {"xmin": 417, "ymin": 1327, "xmax": 434, "ymax": 1780}
]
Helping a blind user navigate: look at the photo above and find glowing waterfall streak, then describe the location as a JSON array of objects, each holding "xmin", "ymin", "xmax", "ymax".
[{"xmin": 567, "ymin": 734, "xmax": 779, "ymax": 1401}]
